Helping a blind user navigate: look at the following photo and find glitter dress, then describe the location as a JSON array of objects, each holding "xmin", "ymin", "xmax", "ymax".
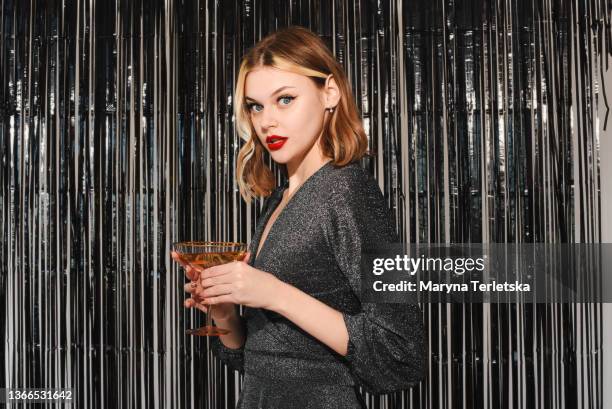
[{"xmin": 211, "ymin": 161, "xmax": 426, "ymax": 408}]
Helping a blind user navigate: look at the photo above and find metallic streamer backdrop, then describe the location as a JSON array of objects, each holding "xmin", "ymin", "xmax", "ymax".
[{"xmin": 1, "ymin": 0, "xmax": 611, "ymax": 408}]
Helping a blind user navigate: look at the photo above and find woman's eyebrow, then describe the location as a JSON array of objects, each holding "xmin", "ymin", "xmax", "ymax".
[{"xmin": 245, "ymin": 86, "xmax": 297, "ymax": 103}]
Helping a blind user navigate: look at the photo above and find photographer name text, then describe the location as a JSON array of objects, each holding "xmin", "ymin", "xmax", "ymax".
[{"xmin": 372, "ymin": 280, "xmax": 531, "ymax": 293}]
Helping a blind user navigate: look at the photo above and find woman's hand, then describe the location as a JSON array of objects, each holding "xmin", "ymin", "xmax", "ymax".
[
  {"xmin": 193, "ymin": 253, "xmax": 284, "ymax": 311},
  {"xmin": 171, "ymin": 250, "xmax": 239, "ymax": 323}
]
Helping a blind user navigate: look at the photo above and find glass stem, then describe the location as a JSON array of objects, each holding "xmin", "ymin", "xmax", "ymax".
[{"xmin": 206, "ymin": 304, "xmax": 214, "ymax": 328}]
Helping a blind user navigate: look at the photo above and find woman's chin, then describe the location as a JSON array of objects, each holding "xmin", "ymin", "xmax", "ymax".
[{"xmin": 268, "ymin": 151, "xmax": 293, "ymax": 164}]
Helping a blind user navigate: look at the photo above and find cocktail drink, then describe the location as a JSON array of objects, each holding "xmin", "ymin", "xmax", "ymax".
[{"xmin": 172, "ymin": 241, "xmax": 247, "ymax": 336}]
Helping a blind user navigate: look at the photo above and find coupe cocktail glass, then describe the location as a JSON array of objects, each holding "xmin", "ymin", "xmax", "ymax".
[{"xmin": 172, "ymin": 241, "xmax": 247, "ymax": 336}]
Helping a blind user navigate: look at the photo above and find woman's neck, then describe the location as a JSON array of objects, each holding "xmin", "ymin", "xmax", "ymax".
[{"xmin": 285, "ymin": 149, "xmax": 331, "ymax": 196}]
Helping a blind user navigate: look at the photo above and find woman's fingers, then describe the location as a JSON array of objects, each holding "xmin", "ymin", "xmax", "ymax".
[
  {"xmin": 183, "ymin": 279, "xmax": 206, "ymax": 307},
  {"xmin": 200, "ymin": 284, "xmax": 233, "ymax": 298},
  {"xmin": 180, "ymin": 250, "xmax": 254, "ymax": 312},
  {"xmin": 199, "ymin": 260, "xmax": 245, "ymax": 279},
  {"xmin": 193, "ymin": 301, "xmax": 208, "ymax": 313},
  {"xmin": 180, "ymin": 264, "xmax": 199, "ymax": 281},
  {"xmin": 200, "ymin": 274, "xmax": 233, "ymax": 288},
  {"xmin": 171, "ymin": 251, "xmax": 187, "ymax": 267},
  {"xmin": 184, "ymin": 297, "xmax": 208, "ymax": 313},
  {"xmin": 204, "ymin": 294, "xmax": 233, "ymax": 305},
  {"xmin": 184, "ymin": 281, "xmax": 196, "ymax": 293},
  {"xmin": 171, "ymin": 251, "xmax": 199, "ymax": 278},
  {"xmin": 171, "ymin": 252, "xmax": 200, "ymax": 280},
  {"xmin": 180, "ymin": 258, "xmax": 212, "ymax": 314}
]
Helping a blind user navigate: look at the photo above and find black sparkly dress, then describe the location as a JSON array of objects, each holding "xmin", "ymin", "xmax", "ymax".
[{"xmin": 211, "ymin": 161, "xmax": 426, "ymax": 409}]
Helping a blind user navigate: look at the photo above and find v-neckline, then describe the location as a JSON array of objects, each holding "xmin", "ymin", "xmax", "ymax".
[{"xmin": 253, "ymin": 161, "xmax": 333, "ymax": 263}]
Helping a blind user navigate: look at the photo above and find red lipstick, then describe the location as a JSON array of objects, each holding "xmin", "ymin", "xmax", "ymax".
[{"xmin": 266, "ymin": 135, "xmax": 288, "ymax": 151}]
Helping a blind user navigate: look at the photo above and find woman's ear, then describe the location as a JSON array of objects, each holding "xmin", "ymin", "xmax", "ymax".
[{"xmin": 324, "ymin": 74, "xmax": 341, "ymax": 109}]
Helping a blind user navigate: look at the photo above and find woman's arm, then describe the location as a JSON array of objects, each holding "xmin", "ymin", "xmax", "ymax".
[
  {"xmin": 214, "ymin": 306, "xmax": 247, "ymax": 350},
  {"xmin": 270, "ymin": 282, "xmax": 349, "ymax": 356},
  {"xmin": 197, "ymin": 258, "xmax": 349, "ymax": 355}
]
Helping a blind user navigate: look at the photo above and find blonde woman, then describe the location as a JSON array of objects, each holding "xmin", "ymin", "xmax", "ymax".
[{"xmin": 172, "ymin": 26, "xmax": 425, "ymax": 408}]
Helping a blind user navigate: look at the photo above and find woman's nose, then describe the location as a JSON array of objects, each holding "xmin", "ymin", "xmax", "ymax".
[{"xmin": 259, "ymin": 107, "xmax": 278, "ymax": 130}]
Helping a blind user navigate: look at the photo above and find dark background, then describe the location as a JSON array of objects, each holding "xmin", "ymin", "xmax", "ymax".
[{"xmin": 1, "ymin": 0, "xmax": 610, "ymax": 408}]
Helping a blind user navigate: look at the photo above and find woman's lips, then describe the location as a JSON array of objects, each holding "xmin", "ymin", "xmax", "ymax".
[{"xmin": 266, "ymin": 135, "xmax": 288, "ymax": 151}]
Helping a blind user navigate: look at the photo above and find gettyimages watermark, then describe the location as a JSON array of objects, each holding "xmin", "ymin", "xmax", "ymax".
[{"xmin": 360, "ymin": 244, "xmax": 612, "ymax": 303}]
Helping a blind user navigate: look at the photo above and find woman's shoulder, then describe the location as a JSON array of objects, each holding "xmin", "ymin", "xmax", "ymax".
[
  {"xmin": 321, "ymin": 161, "xmax": 399, "ymax": 241},
  {"xmin": 324, "ymin": 161, "xmax": 381, "ymax": 198}
]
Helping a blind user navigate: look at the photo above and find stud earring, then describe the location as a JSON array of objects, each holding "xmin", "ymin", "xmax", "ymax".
[{"xmin": 327, "ymin": 107, "xmax": 335, "ymax": 113}]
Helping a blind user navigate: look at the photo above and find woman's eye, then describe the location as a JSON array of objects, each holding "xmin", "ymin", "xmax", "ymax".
[
  {"xmin": 278, "ymin": 95, "xmax": 295, "ymax": 105},
  {"xmin": 246, "ymin": 96, "xmax": 294, "ymax": 113},
  {"xmin": 247, "ymin": 103, "xmax": 262, "ymax": 113}
]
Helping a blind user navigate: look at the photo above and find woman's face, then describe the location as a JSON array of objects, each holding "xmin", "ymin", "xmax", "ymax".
[{"xmin": 244, "ymin": 66, "xmax": 335, "ymax": 169}]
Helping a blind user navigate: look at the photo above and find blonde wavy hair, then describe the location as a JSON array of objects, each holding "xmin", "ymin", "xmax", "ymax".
[{"xmin": 235, "ymin": 26, "xmax": 368, "ymax": 203}]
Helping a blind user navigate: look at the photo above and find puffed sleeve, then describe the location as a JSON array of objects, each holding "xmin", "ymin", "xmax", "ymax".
[
  {"xmin": 210, "ymin": 320, "xmax": 246, "ymax": 372},
  {"xmin": 325, "ymin": 176, "xmax": 427, "ymax": 394}
]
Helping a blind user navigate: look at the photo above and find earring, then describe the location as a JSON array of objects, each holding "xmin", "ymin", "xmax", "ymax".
[{"xmin": 327, "ymin": 107, "xmax": 335, "ymax": 113}]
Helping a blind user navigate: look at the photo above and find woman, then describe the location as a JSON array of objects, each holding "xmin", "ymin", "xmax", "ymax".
[{"xmin": 172, "ymin": 26, "xmax": 426, "ymax": 408}]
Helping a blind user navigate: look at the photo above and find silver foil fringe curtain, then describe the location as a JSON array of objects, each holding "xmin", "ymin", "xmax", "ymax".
[{"xmin": 1, "ymin": 0, "xmax": 611, "ymax": 408}]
